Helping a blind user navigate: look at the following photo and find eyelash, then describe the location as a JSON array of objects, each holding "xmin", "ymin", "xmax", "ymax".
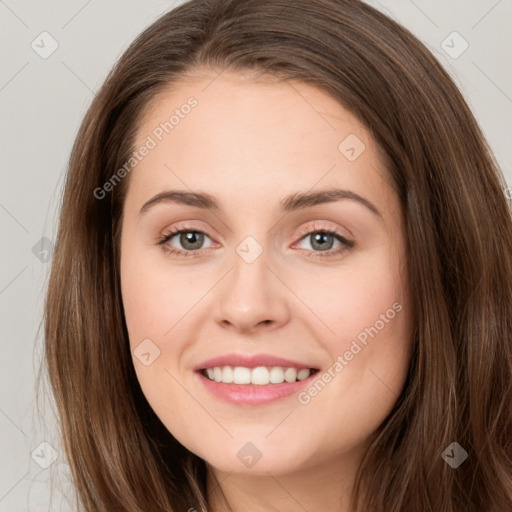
[{"xmin": 156, "ymin": 222, "xmax": 355, "ymax": 260}]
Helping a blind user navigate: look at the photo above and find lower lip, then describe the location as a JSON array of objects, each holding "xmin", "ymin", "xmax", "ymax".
[{"xmin": 195, "ymin": 370, "xmax": 318, "ymax": 406}]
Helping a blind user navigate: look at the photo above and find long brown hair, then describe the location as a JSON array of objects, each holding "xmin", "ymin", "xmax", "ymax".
[{"xmin": 42, "ymin": 0, "xmax": 512, "ymax": 510}]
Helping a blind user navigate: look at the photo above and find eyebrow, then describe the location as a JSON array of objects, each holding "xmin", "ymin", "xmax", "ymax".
[{"xmin": 139, "ymin": 188, "xmax": 382, "ymax": 218}]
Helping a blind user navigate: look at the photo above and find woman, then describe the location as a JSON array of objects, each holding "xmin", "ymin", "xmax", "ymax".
[{"xmin": 43, "ymin": 0, "xmax": 512, "ymax": 510}]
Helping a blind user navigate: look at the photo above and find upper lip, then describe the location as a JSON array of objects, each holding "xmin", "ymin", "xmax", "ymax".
[{"xmin": 193, "ymin": 353, "xmax": 319, "ymax": 371}]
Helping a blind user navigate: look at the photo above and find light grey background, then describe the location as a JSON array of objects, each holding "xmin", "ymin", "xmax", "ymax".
[{"xmin": 1, "ymin": 0, "xmax": 511, "ymax": 510}]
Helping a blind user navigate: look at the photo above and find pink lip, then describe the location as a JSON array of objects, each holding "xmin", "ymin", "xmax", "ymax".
[
  {"xmin": 193, "ymin": 353, "xmax": 318, "ymax": 371},
  {"xmin": 194, "ymin": 370, "xmax": 319, "ymax": 406}
]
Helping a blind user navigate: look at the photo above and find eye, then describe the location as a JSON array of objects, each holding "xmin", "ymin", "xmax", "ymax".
[
  {"xmin": 293, "ymin": 222, "xmax": 354, "ymax": 259},
  {"xmin": 157, "ymin": 225, "xmax": 216, "ymax": 258}
]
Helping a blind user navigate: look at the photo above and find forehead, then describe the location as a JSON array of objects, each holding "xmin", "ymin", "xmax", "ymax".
[
  {"xmin": 126, "ymin": 70, "xmax": 395, "ymax": 219},
  {"xmin": 137, "ymin": 69, "xmax": 366, "ymax": 154}
]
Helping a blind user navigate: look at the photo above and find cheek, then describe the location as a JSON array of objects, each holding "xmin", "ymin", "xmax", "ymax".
[
  {"xmin": 120, "ymin": 244, "xmax": 204, "ymax": 397},
  {"xmin": 294, "ymin": 249, "xmax": 408, "ymax": 349},
  {"xmin": 120, "ymin": 245, "xmax": 189, "ymax": 341},
  {"xmin": 293, "ymin": 248, "xmax": 412, "ymax": 408},
  {"xmin": 120, "ymin": 249, "xmax": 196, "ymax": 428}
]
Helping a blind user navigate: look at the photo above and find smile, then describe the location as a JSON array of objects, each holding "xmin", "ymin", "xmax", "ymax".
[
  {"xmin": 195, "ymin": 366, "xmax": 320, "ymax": 406},
  {"xmin": 201, "ymin": 365, "xmax": 318, "ymax": 385}
]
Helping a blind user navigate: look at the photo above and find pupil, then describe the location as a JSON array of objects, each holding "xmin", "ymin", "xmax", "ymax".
[
  {"xmin": 311, "ymin": 233, "xmax": 333, "ymax": 251},
  {"xmin": 181, "ymin": 231, "xmax": 204, "ymax": 250}
]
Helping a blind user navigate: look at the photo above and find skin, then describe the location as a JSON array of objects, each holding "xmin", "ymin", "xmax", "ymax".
[{"xmin": 119, "ymin": 69, "xmax": 413, "ymax": 512}]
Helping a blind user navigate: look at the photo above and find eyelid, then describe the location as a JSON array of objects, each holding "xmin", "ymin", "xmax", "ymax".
[
  {"xmin": 156, "ymin": 222, "xmax": 217, "ymax": 248},
  {"xmin": 156, "ymin": 220, "xmax": 215, "ymax": 242},
  {"xmin": 293, "ymin": 221, "xmax": 353, "ymax": 244}
]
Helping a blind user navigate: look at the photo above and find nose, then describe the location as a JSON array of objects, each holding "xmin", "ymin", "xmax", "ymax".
[{"xmin": 213, "ymin": 246, "xmax": 290, "ymax": 334}]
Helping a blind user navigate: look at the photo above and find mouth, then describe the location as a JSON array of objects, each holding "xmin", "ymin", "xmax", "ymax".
[
  {"xmin": 194, "ymin": 365, "xmax": 321, "ymax": 406},
  {"xmin": 198, "ymin": 365, "xmax": 320, "ymax": 385}
]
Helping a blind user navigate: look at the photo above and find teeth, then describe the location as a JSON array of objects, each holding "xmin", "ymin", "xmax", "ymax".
[
  {"xmin": 202, "ymin": 366, "xmax": 314, "ymax": 385},
  {"xmin": 297, "ymin": 368, "xmax": 312, "ymax": 380}
]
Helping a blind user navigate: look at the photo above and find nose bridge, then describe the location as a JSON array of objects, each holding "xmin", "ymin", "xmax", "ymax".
[
  {"xmin": 212, "ymin": 232, "xmax": 289, "ymax": 331},
  {"xmin": 233, "ymin": 235, "xmax": 269, "ymax": 291}
]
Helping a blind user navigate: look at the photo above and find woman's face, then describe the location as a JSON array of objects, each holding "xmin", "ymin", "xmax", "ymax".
[{"xmin": 120, "ymin": 70, "xmax": 413, "ymax": 477}]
